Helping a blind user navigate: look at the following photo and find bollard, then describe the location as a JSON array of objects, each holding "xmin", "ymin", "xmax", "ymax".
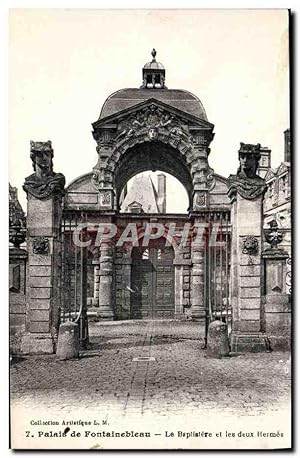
[
  {"xmin": 206, "ymin": 320, "xmax": 230, "ymax": 358},
  {"xmin": 56, "ymin": 321, "xmax": 79, "ymax": 360}
]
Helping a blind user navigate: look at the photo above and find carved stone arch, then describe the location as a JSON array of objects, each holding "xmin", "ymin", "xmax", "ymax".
[{"xmin": 92, "ymin": 100, "xmax": 215, "ymax": 212}]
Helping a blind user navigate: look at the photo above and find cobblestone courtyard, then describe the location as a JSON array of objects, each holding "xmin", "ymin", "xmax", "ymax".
[{"xmin": 10, "ymin": 320, "xmax": 291, "ymax": 449}]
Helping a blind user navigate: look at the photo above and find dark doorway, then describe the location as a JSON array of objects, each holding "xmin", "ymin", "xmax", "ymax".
[{"xmin": 131, "ymin": 245, "xmax": 174, "ymax": 319}]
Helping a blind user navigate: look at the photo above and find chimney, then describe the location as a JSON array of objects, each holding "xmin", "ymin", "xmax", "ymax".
[
  {"xmin": 157, "ymin": 174, "xmax": 166, "ymax": 213},
  {"xmin": 257, "ymin": 146, "xmax": 271, "ymax": 178},
  {"xmin": 284, "ymin": 129, "xmax": 290, "ymax": 162}
]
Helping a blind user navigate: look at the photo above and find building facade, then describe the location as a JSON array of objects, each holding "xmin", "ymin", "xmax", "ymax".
[{"xmin": 263, "ymin": 129, "xmax": 291, "ymax": 298}]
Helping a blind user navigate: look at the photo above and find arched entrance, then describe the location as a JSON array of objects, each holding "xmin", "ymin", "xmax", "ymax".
[
  {"xmin": 114, "ymin": 140, "xmax": 194, "ymax": 211},
  {"xmin": 131, "ymin": 243, "xmax": 175, "ymax": 319},
  {"xmin": 120, "ymin": 170, "xmax": 189, "ymax": 214},
  {"xmin": 59, "ymin": 56, "xmax": 230, "ymax": 336}
]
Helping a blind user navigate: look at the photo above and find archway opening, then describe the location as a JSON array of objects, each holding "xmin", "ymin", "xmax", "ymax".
[
  {"xmin": 120, "ymin": 170, "xmax": 189, "ymax": 214},
  {"xmin": 114, "ymin": 140, "xmax": 193, "ymax": 212}
]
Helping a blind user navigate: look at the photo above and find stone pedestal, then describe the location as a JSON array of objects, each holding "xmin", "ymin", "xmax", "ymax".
[
  {"xmin": 263, "ymin": 249, "xmax": 291, "ymax": 350},
  {"xmin": 229, "ymin": 192, "xmax": 268, "ymax": 352},
  {"xmin": 98, "ymin": 241, "xmax": 114, "ymax": 320},
  {"xmin": 207, "ymin": 320, "xmax": 230, "ymax": 358},
  {"xmin": 191, "ymin": 244, "xmax": 205, "ymax": 323},
  {"xmin": 56, "ymin": 321, "xmax": 79, "ymax": 360},
  {"xmin": 22, "ymin": 195, "xmax": 63, "ymax": 354}
]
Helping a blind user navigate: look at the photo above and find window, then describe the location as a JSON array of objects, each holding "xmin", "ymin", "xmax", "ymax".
[
  {"xmin": 155, "ymin": 74, "xmax": 161, "ymax": 84},
  {"xmin": 281, "ymin": 174, "xmax": 287, "ymax": 198},
  {"xmin": 268, "ymin": 181, "xmax": 273, "ymax": 198},
  {"xmin": 261, "ymin": 156, "xmax": 267, "ymax": 166}
]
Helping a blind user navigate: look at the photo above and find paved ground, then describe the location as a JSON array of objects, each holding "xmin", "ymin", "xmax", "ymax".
[
  {"xmin": 11, "ymin": 320, "xmax": 291, "ymax": 416},
  {"xmin": 10, "ymin": 320, "xmax": 291, "ymax": 449}
]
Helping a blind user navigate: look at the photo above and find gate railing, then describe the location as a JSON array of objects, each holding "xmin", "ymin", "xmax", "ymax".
[
  {"xmin": 59, "ymin": 209, "xmax": 231, "ymax": 345},
  {"xmin": 203, "ymin": 210, "xmax": 231, "ymax": 338},
  {"xmin": 60, "ymin": 211, "xmax": 89, "ymax": 348},
  {"xmin": 286, "ymin": 256, "xmax": 292, "ymax": 294}
]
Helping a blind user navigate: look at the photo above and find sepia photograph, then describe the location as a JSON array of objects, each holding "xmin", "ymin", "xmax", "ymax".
[{"xmin": 8, "ymin": 7, "xmax": 292, "ymax": 450}]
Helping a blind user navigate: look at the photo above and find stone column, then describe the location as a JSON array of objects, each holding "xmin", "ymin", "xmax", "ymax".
[
  {"xmin": 121, "ymin": 259, "xmax": 132, "ymax": 320},
  {"xmin": 98, "ymin": 240, "xmax": 114, "ymax": 320},
  {"xmin": 191, "ymin": 244, "xmax": 205, "ymax": 323},
  {"xmin": 22, "ymin": 141, "xmax": 65, "ymax": 354},
  {"xmin": 262, "ymin": 247, "xmax": 290, "ymax": 350},
  {"xmin": 92, "ymin": 260, "xmax": 100, "ymax": 306},
  {"xmin": 228, "ymin": 142, "xmax": 268, "ymax": 352},
  {"xmin": 174, "ymin": 264, "xmax": 184, "ymax": 316},
  {"xmin": 173, "ymin": 244, "xmax": 192, "ymax": 317}
]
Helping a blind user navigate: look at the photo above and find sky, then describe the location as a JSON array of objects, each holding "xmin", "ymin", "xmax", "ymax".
[{"xmin": 9, "ymin": 9, "xmax": 289, "ymax": 211}]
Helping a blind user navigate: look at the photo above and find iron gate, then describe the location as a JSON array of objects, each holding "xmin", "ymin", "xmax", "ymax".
[
  {"xmin": 131, "ymin": 246, "xmax": 175, "ymax": 319},
  {"xmin": 202, "ymin": 210, "xmax": 231, "ymax": 340},
  {"xmin": 60, "ymin": 211, "xmax": 89, "ymax": 348},
  {"xmin": 59, "ymin": 209, "xmax": 231, "ymax": 346}
]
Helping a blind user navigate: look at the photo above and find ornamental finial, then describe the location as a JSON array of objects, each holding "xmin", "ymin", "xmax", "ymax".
[
  {"xmin": 151, "ymin": 48, "xmax": 157, "ymax": 61},
  {"xmin": 264, "ymin": 218, "xmax": 283, "ymax": 249}
]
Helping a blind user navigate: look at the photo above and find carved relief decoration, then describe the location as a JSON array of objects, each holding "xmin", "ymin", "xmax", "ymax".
[
  {"xmin": 194, "ymin": 192, "xmax": 206, "ymax": 207},
  {"xmin": 113, "ymin": 104, "xmax": 196, "ymax": 149},
  {"xmin": 32, "ymin": 237, "xmax": 50, "ymax": 255},
  {"xmin": 242, "ymin": 236, "xmax": 259, "ymax": 256},
  {"xmin": 92, "ymin": 169, "xmax": 105, "ymax": 190},
  {"xmin": 99, "ymin": 190, "xmax": 113, "ymax": 208},
  {"xmin": 264, "ymin": 219, "xmax": 283, "ymax": 249},
  {"xmin": 206, "ymin": 166, "xmax": 216, "ymax": 191},
  {"xmin": 286, "ymin": 257, "xmax": 292, "ymax": 294}
]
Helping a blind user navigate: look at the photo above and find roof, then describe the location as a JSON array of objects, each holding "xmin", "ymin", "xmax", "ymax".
[
  {"xmin": 99, "ymin": 88, "xmax": 208, "ymax": 121},
  {"xmin": 143, "ymin": 61, "xmax": 165, "ymax": 70}
]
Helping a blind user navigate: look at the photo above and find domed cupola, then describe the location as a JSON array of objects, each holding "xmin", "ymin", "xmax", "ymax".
[{"xmin": 141, "ymin": 49, "xmax": 166, "ymax": 89}]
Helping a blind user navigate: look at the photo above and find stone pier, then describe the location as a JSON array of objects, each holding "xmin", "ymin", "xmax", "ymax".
[
  {"xmin": 98, "ymin": 240, "xmax": 115, "ymax": 320},
  {"xmin": 228, "ymin": 143, "xmax": 268, "ymax": 352},
  {"xmin": 22, "ymin": 141, "xmax": 65, "ymax": 354},
  {"xmin": 191, "ymin": 243, "xmax": 205, "ymax": 323}
]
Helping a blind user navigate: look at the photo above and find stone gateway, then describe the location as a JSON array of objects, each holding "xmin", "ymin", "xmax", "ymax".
[{"xmin": 9, "ymin": 50, "xmax": 291, "ymax": 355}]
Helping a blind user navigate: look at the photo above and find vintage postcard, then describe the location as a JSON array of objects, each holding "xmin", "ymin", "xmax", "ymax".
[{"xmin": 9, "ymin": 9, "xmax": 291, "ymax": 450}]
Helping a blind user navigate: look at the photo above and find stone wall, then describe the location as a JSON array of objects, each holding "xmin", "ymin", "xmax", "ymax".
[{"xmin": 264, "ymin": 295, "xmax": 291, "ymax": 350}]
